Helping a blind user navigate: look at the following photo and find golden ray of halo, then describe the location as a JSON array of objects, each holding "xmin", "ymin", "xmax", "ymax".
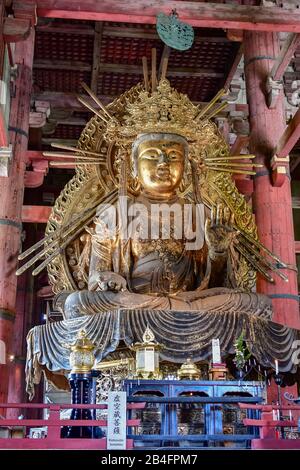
[
  {"xmin": 77, "ymin": 96, "xmax": 109, "ymax": 123},
  {"xmin": 207, "ymin": 167, "xmax": 256, "ymax": 175},
  {"xmin": 194, "ymin": 88, "xmax": 226, "ymax": 121},
  {"xmin": 206, "ymin": 162, "xmax": 263, "ymax": 168},
  {"xmin": 205, "ymin": 101, "xmax": 228, "ymax": 120},
  {"xmin": 206, "ymin": 155, "xmax": 256, "ymax": 161},
  {"xmin": 43, "ymin": 152, "xmax": 106, "ymax": 161},
  {"xmin": 49, "ymin": 161, "xmax": 104, "ymax": 166},
  {"xmin": 50, "ymin": 143, "xmax": 104, "ymax": 158},
  {"xmin": 80, "ymin": 81, "xmax": 114, "ymax": 121}
]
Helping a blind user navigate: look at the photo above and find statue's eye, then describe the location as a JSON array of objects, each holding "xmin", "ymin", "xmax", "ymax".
[
  {"xmin": 143, "ymin": 150, "xmax": 159, "ymax": 159},
  {"xmin": 168, "ymin": 151, "xmax": 179, "ymax": 160},
  {"xmin": 147, "ymin": 152, "xmax": 158, "ymax": 158}
]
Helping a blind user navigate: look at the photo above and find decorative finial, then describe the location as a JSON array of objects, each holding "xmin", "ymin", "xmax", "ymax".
[
  {"xmin": 142, "ymin": 325, "xmax": 156, "ymax": 344},
  {"xmin": 66, "ymin": 329, "xmax": 97, "ymax": 374}
]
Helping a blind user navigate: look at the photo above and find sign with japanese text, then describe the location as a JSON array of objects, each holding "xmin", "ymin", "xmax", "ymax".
[
  {"xmin": 107, "ymin": 391, "xmax": 127, "ymax": 450},
  {"xmin": 212, "ymin": 338, "xmax": 221, "ymax": 364}
]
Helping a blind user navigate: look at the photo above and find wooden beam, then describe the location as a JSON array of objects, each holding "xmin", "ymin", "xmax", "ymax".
[
  {"xmin": 24, "ymin": 170, "xmax": 45, "ymax": 188},
  {"xmin": 19, "ymin": 1, "xmax": 300, "ymax": 33},
  {"xmin": 21, "ymin": 205, "xmax": 52, "ymax": 223},
  {"xmin": 33, "ymin": 60, "xmax": 225, "ymax": 78},
  {"xmin": 290, "ymin": 155, "xmax": 300, "ymax": 173},
  {"xmin": 224, "ymin": 44, "xmax": 243, "ymax": 92},
  {"xmin": 36, "ymin": 23, "xmax": 231, "ymax": 43},
  {"xmin": 91, "ymin": 22, "xmax": 103, "ymax": 93},
  {"xmin": 33, "ymin": 59, "xmax": 91, "ymax": 71},
  {"xmin": 3, "ymin": 17, "xmax": 31, "ymax": 43},
  {"xmin": 33, "ymin": 91, "xmax": 249, "ymax": 114},
  {"xmin": 0, "ymin": 105, "xmax": 8, "ymax": 147},
  {"xmin": 275, "ymin": 107, "xmax": 300, "ymax": 157},
  {"xmin": 271, "ymin": 33, "xmax": 300, "ymax": 81},
  {"xmin": 32, "ymin": 91, "xmax": 114, "ymax": 110},
  {"xmin": 13, "ymin": 1, "xmax": 37, "ymax": 27},
  {"xmin": 230, "ymin": 135, "xmax": 249, "ymax": 156},
  {"xmin": 42, "ymin": 138, "xmax": 78, "ymax": 146},
  {"xmin": 36, "ymin": 22, "xmax": 95, "ymax": 35}
]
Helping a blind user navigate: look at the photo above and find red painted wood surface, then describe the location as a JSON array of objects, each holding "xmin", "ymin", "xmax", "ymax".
[
  {"xmin": 6, "ymin": 273, "xmax": 26, "ymax": 418},
  {"xmin": 276, "ymin": 107, "xmax": 300, "ymax": 158},
  {"xmin": 0, "ymin": 402, "xmax": 145, "ymax": 449},
  {"xmin": 3, "ymin": 17, "xmax": 31, "ymax": 43},
  {"xmin": 252, "ymin": 439, "xmax": 300, "ymax": 450},
  {"xmin": 271, "ymin": 33, "xmax": 300, "ymax": 82},
  {"xmin": 239, "ymin": 403, "xmax": 300, "ymax": 449},
  {"xmin": 0, "ymin": 1, "xmax": 5, "ymax": 79},
  {"xmin": 244, "ymin": 31, "xmax": 299, "ymax": 329},
  {"xmin": 0, "ymin": 104, "xmax": 8, "ymax": 147},
  {"xmin": 0, "ymin": 29, "xmax": 35, "ymax": 409},
  {"xmin": 18, "ymin": 1, "xmax": 300, "ymax": 33},
  {"xmin": 21, "ymin": 205, "xmax": 52, "ymax": 223}
]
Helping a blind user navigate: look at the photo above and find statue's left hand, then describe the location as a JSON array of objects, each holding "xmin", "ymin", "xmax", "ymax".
[{"xmin": 205, "ymin": 204, "xmax": 239, "ymax": 260}]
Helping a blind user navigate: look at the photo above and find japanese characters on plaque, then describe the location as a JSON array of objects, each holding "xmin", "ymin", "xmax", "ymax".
[{"xmin": 107, "ymin": 391, "xmax": 127, "ymax": 450}]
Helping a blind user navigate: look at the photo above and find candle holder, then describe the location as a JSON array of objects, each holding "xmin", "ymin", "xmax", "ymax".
[
  {"xmin": 274, "ymin": 373, "xmax": 283, "ymax": 388},
  {"xmin": 274, "ymin": 372, "xmax": 283, "ymax": 406},
  {"xmin": 274, "ymin": 372, "xmax": 284, "ymax": 437}
]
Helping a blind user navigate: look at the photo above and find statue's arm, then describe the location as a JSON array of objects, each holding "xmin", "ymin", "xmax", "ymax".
[
  {"xmin": 204, "ymin": 205, "xmax": 238, "ymax": 288},
  {"xmin": 88, "ymin": 235, "xmax": 113, "ymax": 290}
]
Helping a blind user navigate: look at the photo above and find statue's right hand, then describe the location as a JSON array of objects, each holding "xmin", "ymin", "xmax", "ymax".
[{"xmin": 96, "ymin": 271, "xmax": 127, "ymax": 292}]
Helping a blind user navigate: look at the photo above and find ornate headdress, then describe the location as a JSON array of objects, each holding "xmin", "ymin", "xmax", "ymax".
[{"xmin": 106, "ymin": 79, "xmax": 207, "ymax": 145}]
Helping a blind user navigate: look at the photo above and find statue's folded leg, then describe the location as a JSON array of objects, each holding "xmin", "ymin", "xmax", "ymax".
[
  {"xmin": 60, "ymin": 287, "xmax": 272, "ymax": 320},
  {"xmin": 62, "ymin": 290, "xmax": 172, "ymax": 319}
]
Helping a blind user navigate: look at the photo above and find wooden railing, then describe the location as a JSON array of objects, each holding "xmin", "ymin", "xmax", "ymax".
[
  {"xmin": 239, "ymin": 403, "xmax": 300, "ymax": 449},
  {"xmin": 127, "ymin": 396, "xmax": 262, "ymax": 449},
  {"xmin": 0, "ymin": 402, "xmax": 145, "ymax": 450}
]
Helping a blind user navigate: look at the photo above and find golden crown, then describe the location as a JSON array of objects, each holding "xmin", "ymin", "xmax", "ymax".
[
  {"xmin": 105, "ymin": 79, "xmax": 201, "ymax": 145},
  {"xmin": 105, "ymin": 79, "xmax": 229, "ymax": 151}
]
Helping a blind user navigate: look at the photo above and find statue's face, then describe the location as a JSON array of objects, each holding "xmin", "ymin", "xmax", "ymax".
[{"xmin": 136, "ymin": 139, "xmax": 185, "ymax": 197}]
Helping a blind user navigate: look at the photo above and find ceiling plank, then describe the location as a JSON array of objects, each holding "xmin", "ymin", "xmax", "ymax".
[
  {"xmin": 33, "ymin": 60, "xmax": 225, "ymax": 78},
  {"xmin": 91, "ymin": 22, "xmax": 103, "ymax": 93},
  {"xmin": 36, "ymin": 23, "xmax": 231, "ymax": 43},
  {"xmin": 33, "ymin": 59, "xmax": 91, "ymax": 71},
  {"xmin": 18, "ymin": 1, "xmax": 300, "ymax": 33},
  {"xmin": 3, "ymin": 17, "xmax": 31, "ymax": 43}
]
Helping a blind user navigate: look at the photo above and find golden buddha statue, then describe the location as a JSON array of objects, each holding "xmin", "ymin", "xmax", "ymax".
[
  {"xmin": 21, "ymin": 78, "xmax": 298, "ymax": 398},
  {"xmin": 61, "ymin": 128, "xmax": 270, "ymax": 320}
]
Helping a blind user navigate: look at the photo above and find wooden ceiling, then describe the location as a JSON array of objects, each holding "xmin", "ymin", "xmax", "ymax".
[{"xmin": 31, "ymin": 19, "xmax": 241, "ymax": 145}]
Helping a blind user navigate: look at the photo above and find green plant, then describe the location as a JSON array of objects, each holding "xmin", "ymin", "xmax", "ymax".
[{"xmin": 233, "ymin": 331, "xmax": 251, "ymax": 370}]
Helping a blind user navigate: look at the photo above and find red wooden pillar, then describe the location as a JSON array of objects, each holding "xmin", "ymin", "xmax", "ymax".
[
  {"xmin": 6, "ymin": 273, "xmax": 27, "ymax": 418},
  {"xmin": 244, "ymin": 31, "xmax": 299, "ymax": 329},
  {"xmin": 0, "ymin": 29, "xmax": 35, "ymax": 408}
]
